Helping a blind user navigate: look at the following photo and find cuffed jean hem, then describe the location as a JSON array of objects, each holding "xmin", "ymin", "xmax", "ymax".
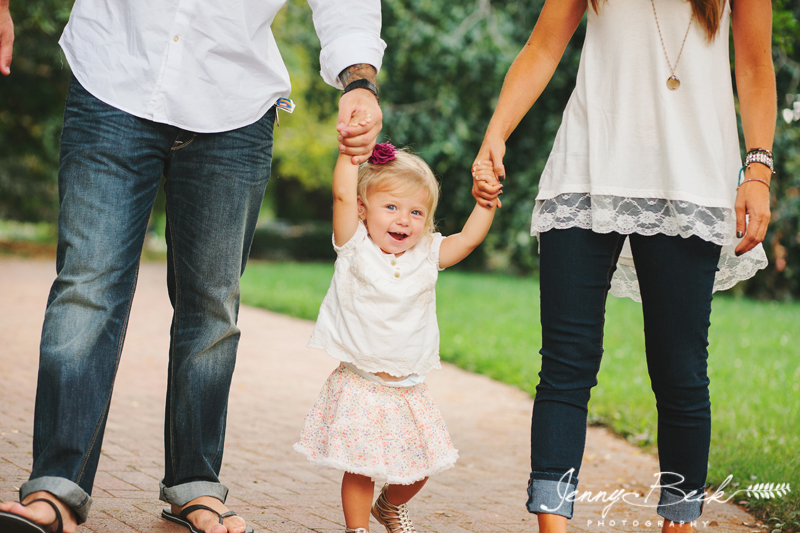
[
  {"xmin": 657, "ymin": 488, "xmax": 705, "ymax": 523},
  {"xmin": 159, "ymin": 480, "xmax": 229, "ymax": 506},
  {"xmin": 526, "ymin": 473, "xmax": 579, "ymax": 519},
  {"xmin": 20, "ymin": 476, "xmax": 92, "ymax": 524}
]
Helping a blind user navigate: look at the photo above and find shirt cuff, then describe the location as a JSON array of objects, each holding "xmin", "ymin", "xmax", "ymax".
[{"xmin": 320, "ymin": 32, "xmax": 387, "ymax": 89}]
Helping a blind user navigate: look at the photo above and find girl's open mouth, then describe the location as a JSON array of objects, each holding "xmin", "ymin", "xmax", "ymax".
[{"xmin": 389, "ymin": 232, "xmax": 408, "ymax": 241}]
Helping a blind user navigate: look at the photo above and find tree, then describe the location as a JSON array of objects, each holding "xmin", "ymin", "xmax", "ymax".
[{"xmin": 0, "ymin": 0, "xmax": 71, "ymax": 221}]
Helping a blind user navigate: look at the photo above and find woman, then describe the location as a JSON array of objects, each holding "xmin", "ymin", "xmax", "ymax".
[{"xmin": 472, "ymin": 0, "xmax": 774, "ymax": 531}]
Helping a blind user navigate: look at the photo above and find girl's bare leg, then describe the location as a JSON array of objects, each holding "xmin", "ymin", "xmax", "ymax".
[
  {"xmin": 372, "ymin": 478, "xmax": 429, "ymax": 527},
  {"xmin": 342, "ymin": 472, "xmax": 375, "ymax": 530},
  {"xmin": 385, "ymin": 478, "xmax": 428, "ymax": 506},
  {"xmin": 538, "ymin": 513, "xmax": 567, "ymax": 533}
]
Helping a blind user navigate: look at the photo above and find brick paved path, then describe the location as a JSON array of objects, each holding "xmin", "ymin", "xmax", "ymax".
[{"xmin": 0, "ymin": 258, "xmax": 757, "ymax": 533}]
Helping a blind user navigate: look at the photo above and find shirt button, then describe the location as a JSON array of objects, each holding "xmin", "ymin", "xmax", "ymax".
[
  {"xmin": 394, "ymin": 272, "xmax": 400, "ymax": 278},
  {"xmin": 173, "ymin": 35, "xmax": 180, "ymax": 42},
  {"xmin": 391, "ymin": 260, "xmax": 396, "ymax": 266}
]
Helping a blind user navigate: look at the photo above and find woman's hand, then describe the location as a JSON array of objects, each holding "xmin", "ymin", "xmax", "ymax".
[
  {"xmin": 734, "ymin": 164, "xmax": 771, "ymax": 256},
  {"xmin": 472, "ymin": 135, "xmax": 506, "ymax": 208}
]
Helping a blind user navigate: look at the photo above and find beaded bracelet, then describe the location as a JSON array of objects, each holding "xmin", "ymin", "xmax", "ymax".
[{"xmin": 744, "ymin": 148, "xmax": 776, "ymax": 175}]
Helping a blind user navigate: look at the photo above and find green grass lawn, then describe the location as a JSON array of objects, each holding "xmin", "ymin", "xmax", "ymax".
[{"xmin": 241, "ymin": 261, "xmax": 800, "ymax": 527}]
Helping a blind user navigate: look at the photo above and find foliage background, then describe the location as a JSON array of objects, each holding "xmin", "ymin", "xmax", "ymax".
[
  {"xmin": 2, "ymin": 1, "xmax": 800, "ymax": 297},
  {"xmin": 0, "ymin": 1, "xmax": 70, "ymax": 222}
]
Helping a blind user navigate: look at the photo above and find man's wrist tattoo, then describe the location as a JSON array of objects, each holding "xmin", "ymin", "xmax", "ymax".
[{"xmin": 338, "ymin": 64, "xmax": 377, "ymax": 87}]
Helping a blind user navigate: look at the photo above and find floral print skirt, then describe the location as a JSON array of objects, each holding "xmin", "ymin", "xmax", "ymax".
[{"xmin": 294, "ymin": 363, "xmax": 458, "ymax": 485}]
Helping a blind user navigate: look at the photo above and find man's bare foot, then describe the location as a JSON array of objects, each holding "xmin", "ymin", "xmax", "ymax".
[
  {"xmin": 0, "ymin": 491, "xmax": 79, "ymax": 533},
  {"xmin": 170, "ymin": 496, "xmax": 248, "ymax": 533}
]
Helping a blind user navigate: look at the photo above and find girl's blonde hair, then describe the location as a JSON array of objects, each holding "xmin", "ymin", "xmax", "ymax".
[
  {"xmin": 357, "ymin": 149, "xmax": 440, "ymax": 234},
  {"xmin": 588, "ymin": 0, "xmax": 723, "ymax": 41}
]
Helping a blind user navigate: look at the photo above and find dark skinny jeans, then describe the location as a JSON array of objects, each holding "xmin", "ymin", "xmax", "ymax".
[{"xmin": 527, "ymin": 228, "xmax": 721, "ymax": 523}]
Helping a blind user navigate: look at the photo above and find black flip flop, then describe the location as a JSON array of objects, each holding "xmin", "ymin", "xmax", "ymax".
[
  {"xmin": 0, "ymin": 498, "xmax": 64, "ymax": 533},
  {"xmin": 162, "ymin": 504, "xmax": 253, "ymax": 533}
]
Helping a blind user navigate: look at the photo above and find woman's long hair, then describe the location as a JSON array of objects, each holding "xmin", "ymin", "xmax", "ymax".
[{"xmin": 588, "ymin": 0, "xmax": 723, "ymax": 41}]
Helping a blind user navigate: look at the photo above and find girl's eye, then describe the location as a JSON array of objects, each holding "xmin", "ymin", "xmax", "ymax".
[
  {"xmin": 412, "ymin": 210, "xmax": 423, "ymax": 216},
  {"xmin": 386, "ymin": 205, "xmax": 396, "ymax": 211}
]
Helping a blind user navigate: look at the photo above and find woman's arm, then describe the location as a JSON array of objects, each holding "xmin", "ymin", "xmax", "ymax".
[
  {"xmin": 332, "ymin": 113, "xmax": 371, "ymax": 246},
  {"xmin": 473, "ymin": 0, "xmax": 586, "ymax": 206},
  {"xmin": 732, "ymin": 0, "xmax": 775, "ymax": 256},
  {"xmin": 439, "ymin": 162, "xmax": 497, "ymax": 268}
]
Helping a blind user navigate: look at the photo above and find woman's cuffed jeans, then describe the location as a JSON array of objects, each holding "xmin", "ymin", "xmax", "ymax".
[
  {"xmin": 20, "ymin": 76, "xmax": 275, "ymax": 523},
  {"xmin": 527, "ymin": 227, "xmax": 721, "ymax": 523}
]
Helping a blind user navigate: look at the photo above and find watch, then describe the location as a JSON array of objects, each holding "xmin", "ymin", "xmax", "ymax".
[{"xmin": 342, "ymin": 79, "xmax": 379, "ymax": 103}]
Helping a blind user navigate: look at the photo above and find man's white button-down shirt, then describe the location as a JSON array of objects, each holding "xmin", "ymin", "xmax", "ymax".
[{"xmin": 59, "ymin": 0, "xmax": 386, "ymax": 133}]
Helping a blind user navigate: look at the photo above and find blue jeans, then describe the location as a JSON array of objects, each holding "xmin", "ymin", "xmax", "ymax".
[
  {"xmin": 20, "ymin": 76, "xmax": 275, "ymax": 523},
  {"xmin": 527, "ymin": 228, "xmax": 721, "ymax": 523}
]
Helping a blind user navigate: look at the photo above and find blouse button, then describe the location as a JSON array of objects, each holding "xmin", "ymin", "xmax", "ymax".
[
  {"xmin": 394, "ymin": 272, "xmax": 400, "ymax": 278},
  {"xmin": 173, "ymin": 35, "xmax": 180, "ymax": 42},
  {"xmin": 391, "ymin": 260, "xmax": 396, "ymax": 266}
]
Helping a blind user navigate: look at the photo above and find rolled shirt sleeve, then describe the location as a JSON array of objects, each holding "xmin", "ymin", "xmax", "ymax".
[{"xmin": 308, "ymin": 0, "xmax": 387, "ymax": 89}]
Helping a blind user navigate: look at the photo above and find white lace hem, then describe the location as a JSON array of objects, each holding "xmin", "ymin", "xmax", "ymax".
[{"xmin": 531, "ymin": 193, "xmax": 768, "ymax": 302}]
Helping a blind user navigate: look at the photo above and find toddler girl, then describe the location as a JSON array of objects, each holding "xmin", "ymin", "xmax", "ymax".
[{"xmin": 294, "ymin": 120, "xmax": 498, "ymax": 533}]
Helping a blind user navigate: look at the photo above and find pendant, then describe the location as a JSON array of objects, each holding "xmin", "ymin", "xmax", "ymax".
[{"xmin": 666, "ymin": 75, "xmax": 680, "ymax": 90}]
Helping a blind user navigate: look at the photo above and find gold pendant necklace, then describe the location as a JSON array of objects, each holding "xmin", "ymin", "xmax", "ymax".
[{"xmin": 650, "ymin": 0, "xmax": 693, "ymax": 90}]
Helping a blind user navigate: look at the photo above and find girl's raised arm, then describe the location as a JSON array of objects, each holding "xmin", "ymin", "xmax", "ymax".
[
  {"xmin": 438, "ymin": 162, "xmax": 497, "ymax": 268},
  {"xmin": 332, "ymin": 113, "xmax": 371, "ymax": 246},
  {"xmin": 332, "ymin": 153, "xmax": 360, "ymax": 246},
  {"xmin": 473, "ymin": 0, "xmax": 586, "ymax": 203}
]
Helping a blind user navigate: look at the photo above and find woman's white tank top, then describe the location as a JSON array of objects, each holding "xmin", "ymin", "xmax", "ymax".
[{"xmin": 531, "ymin": 0, "xmax": 768, "ymax": 301}]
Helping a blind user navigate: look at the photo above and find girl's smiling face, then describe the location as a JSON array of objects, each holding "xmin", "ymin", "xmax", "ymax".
[{"xmin": 358, "ymin": 188, "xmax": 430, "ymax": 256}]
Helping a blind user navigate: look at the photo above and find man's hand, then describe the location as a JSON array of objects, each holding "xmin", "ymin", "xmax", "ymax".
[
  {"xmin": 337, "ymin": 64, "xmax": 382, "ymax": 165},
  {"xmin": 0, "ymin": 1, "xmax": 14, "ymax": 76}
]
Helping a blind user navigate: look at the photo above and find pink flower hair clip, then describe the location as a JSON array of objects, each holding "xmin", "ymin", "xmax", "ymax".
[{"xmin": 368, "ymin": 142, "xmax": 397, "ymax": 165}]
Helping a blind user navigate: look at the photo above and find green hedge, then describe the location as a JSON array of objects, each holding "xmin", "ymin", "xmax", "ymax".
[{"xmin": 249, "ymin": 221, "xmax": 335, "ymax": 262}]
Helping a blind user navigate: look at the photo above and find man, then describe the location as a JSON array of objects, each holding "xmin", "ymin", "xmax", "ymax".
[{"xmin": 0, "ymin": 1, "xmax": 384, "ymax": 532}]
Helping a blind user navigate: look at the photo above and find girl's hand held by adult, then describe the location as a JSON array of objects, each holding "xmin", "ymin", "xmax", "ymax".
[
  {"xmin": 471, "ymin": 136, "xmax": 506, "ymax": 208},
  {"xmin": 734, "ymin": 164, "xmax": 771, "ymax": 257},
  {"xmin": 472, "ymin": 159, "xmax": 503, "ymax": 209}
]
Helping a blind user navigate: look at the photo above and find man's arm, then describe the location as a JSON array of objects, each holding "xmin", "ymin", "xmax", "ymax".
[
  {"xmin": 338, "ymin": 63, "xmax": 378, "ymax": 88},
  {"xmin": 307, "ymin": 0, "xmax": 385, "ymax": 163},
  {"xmin": 0, "ymin": 0, "xmax": 13, "ymax": 75}
]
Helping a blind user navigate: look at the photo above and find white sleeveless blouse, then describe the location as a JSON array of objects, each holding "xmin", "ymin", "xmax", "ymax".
[
  {"xmin": 530, "ymin": 0, "xmax": 767, "ymax": 301},
  {"xmin": 309, "ymin": 222, "xmax": 445, "ymax": 377}
]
